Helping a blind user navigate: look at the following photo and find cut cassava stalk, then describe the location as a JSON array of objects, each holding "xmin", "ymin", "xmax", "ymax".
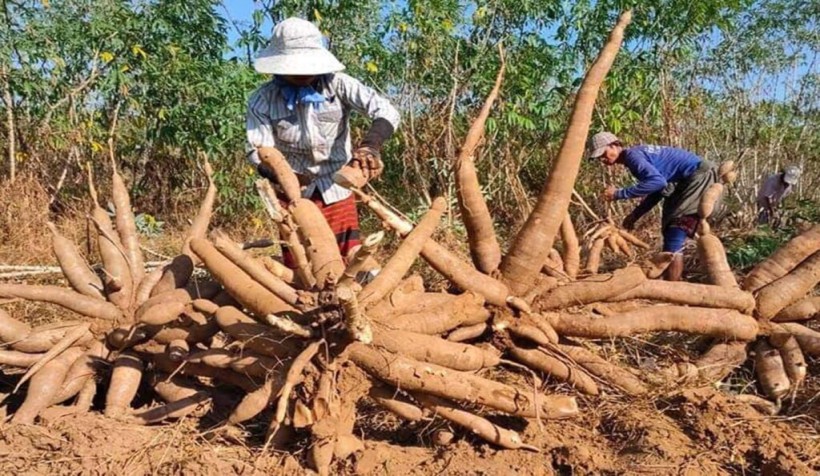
[
  {"xmin": 755, "ymin": 251, "xmax": 820, "ymax": 320},
  {"xmin": 608, "ymin": 279, "xmax": 756, "ymax": 313},
  {"xmin": 189, "ymin": 238, "xmax": 296, "ymax": 317},
  {"xmin": 110, "ymin": 157, "xmax": 145, "ymax": 286},
  {"xmin": 348, "ymin": 343, "xmax": 578, "ymax": 420},
  {"xmin": 455, "ymin": 49, "xmax": 505, "ymax": 274},
  {"xmin": 337, "ymin": 284, "xmax": 372, "ymax": 343},
  {"xmin": 368, "ymin": 385, "xmax": 424, "ymax": 421},
  {"xmin": 697, "ymin": 233, "xmax": 738, "ymax": 287},
  {"xmin": 181, "ymin": 156, "xmax": 217, "ymax": 262},
  {"xmin": 743, "ymin": 224, "xmax": 820, "ymax": 292},
  {"xmin": 339, "ymin": 231, "xmax": 384, "ymax": 287},
  {"xmin": 105, "ymin": 351, "xmax": 144, "ymax": 418},
  {"xmin": 501, "ymin": 11, "xmax": 633, "ymax": 295},
  {"xmin": 376, "ymin": 291, "xmax": 490, "ymax": 335},
  {"xmin": 538, "ymin": 266, "xmax": 645, "ymax": 310},
  {"xmin": 359, "ymin": 197, "xmax": 445, "ymax": 307},
  {"xmin": 557, "ymin": 343, "xmax": 647, "ymax": 396},
  {"xmin": 353, "ymin": 187, "xmax": 513, "ymax": 307},
  {"xmin": 47, "ymin": 222, "xmax": 104, "ymax": 300},
  {"xmin": 212, "ymin": 230, "xmax": 302, "ymax": 307},
  {"xmin": 560, "ymin": 214, "xmax": 580, "ymax": 279},
  {"xmin": 371, "ymin": 326, "xmax": 500, "ymax": 371},
  {"xmin": 11, "ymin": 346, "xmax": 84, "ymax": 425},
  {"xmin": 508, "ymin": 345, "xmax": 598, "ymax": 395},
  {"xmin": 413, "ymin": 393, "xmax": 538, "ymax": 451},
  {"xmin": 548, "ymin": 306, "xmax": 759, "ymax": 341},
  {"xmin": 265, "ymin": 314, "xmax": 314, "ymax": 339},
  {"xmin": 773, "ymin": 296, "xmax": 820, "ymax": 322},
  {"xmin": 289, "ymin": 198, "xmax": 346, "ymax": 289},
  {"xmin": 0, "ymin": 285, "xmax": 124, "ymax": 324},
  {"xmin": 754, "ymin": 340, "xmax": 790, "ymax": 400}
]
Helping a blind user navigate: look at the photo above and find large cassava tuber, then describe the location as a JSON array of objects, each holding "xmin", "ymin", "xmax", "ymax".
[
  {"xmin": 548, "ymin": 306, "xmax": 759, "ymax": 341},
  {"xmin": 754, "ymin": 251, "xmax": 820, "ymax": 320},
  {"xmin": 743, "ymin": 224, "xmax": 820, "ymax": 292},
  {"xmin": 501, "ymin": 10, "xmax": 632, "ymax": 295}
]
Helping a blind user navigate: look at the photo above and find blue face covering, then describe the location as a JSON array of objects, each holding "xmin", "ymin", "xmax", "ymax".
[{"xmin": 274, "ymin": 76, "xmax": 326, "ymax": 111}]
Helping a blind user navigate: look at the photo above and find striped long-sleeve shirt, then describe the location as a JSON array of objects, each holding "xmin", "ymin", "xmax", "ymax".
[{"xmin": 246, "ymin": 73, "xmax": 400, "ymax": 204}]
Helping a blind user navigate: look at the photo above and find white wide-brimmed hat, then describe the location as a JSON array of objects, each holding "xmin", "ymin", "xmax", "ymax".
[{"xmin": 254, "ymin": 18, "xmax": 345, "ymax": 75}]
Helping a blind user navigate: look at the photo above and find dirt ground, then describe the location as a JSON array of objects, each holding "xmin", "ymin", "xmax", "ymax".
[{"xmin": 1, "ymin": 383, "xmax": 817, "ymax": 475}]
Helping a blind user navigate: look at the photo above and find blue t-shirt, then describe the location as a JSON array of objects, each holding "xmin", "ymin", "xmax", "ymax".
[{"xmin": 615, "ymin": 145, "xmax": 702, "ymax": 200}]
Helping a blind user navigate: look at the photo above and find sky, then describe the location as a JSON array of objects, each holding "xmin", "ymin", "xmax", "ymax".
[{"xmin": 220, "ymin": 1, "xmax": 273, "ymax": 46}]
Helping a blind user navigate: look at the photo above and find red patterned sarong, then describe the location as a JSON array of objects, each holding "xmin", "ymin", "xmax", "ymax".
[{"xmin": 281, "ymin": 192, "xmax": 360, "ymax": 269}]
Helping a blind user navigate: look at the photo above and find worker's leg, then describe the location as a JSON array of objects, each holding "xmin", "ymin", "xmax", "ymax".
[{"xmin": 662, "ymin": 226, "xmax": 687, "ymax": 282}]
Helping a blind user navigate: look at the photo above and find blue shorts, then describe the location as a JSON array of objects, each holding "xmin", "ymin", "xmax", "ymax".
[{"xmin": 663, "ymin": 226, "xmax": 688, "ymax": 253}]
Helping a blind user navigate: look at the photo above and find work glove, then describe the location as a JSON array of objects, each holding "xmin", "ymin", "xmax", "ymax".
[{"xmin": 351, "ymin": 146, "xmax": 384, "ymax": 183}]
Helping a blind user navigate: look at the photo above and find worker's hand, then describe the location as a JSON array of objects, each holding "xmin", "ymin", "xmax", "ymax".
[
  {"xmin": 351, "ymin": 146, "xmax": 384, "ymax": 182},
  {"xmin": 603, "ymin": 185, "xmax": 617, "ymax": 202}
]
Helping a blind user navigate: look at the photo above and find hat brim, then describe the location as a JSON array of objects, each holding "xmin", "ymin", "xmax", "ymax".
[
  {"xmin": 588, "ymin": 145, "xmax": 607, "ymax": 160},
  {"xmin": 783, "ymin": 174, "xmax": 799, "ymax": 185},
  {"xmin": 254, "ymin": 47, "xmax": 345, "ymax": 75}
]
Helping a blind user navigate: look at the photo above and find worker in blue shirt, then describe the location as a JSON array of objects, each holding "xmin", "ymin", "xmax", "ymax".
[{"xmin": 587, "ymin": 131, "xmax": 723, "ymax": 281}]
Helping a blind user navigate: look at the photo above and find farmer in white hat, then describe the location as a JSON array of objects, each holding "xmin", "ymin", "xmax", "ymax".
[
  {"xmin": 587, "ymin": 131, "xmax": 723, "ymax": 281},
  {"xmin": 756, "ymin": 166, "xmax": 801, "ymax": 227},
  {"xmin": 246, "ymin": 17, "xmax": 400, "ymax": 269}
]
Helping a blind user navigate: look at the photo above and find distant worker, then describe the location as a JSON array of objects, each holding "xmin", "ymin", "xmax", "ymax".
[
  {"xmin": 757, "ymin": 166, "xmax": 801, "ymax": 227},
  {"xmin": 587, "ymin": 132, "xmax": 723, "ymax": 281},
  {"xmin": 245, "ymin": 18, "xmax": 400, "ymax": 270}
]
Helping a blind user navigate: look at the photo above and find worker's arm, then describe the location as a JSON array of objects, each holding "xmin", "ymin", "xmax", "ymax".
[
  {"xmin": 622, "ymin": 192, "xmax": 663, "ymax": 230},
  {"xmin": 245, "ymin": 83, "xmax": 279, "ymax": 181},
  {"xmin": 614, "ymin": 150, "xmax": 668, "ymax": 200}
]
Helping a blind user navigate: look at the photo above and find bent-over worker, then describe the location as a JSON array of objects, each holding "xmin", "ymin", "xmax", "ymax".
[{"xmin": 588, "ymin": 131, "xmax": 723, "ymax": 281}]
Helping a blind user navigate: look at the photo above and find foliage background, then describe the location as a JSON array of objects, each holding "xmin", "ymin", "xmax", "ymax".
[{"xmin": 0, "ymin": 0, "xmax": 817, "ymax": 245}]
